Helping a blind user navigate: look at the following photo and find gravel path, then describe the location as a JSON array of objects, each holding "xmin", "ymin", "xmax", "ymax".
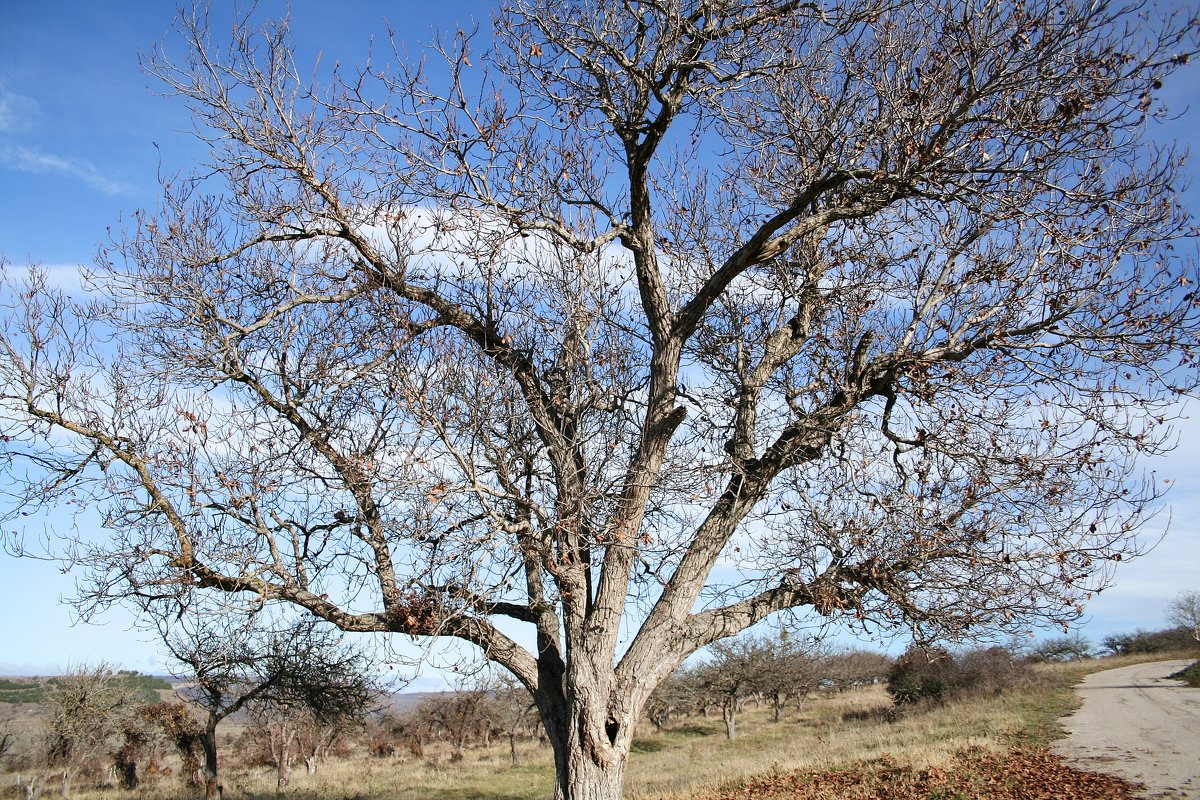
[{"xmin": 1053, "ymin": 659, "xmax": 1200, "ymax": 799}]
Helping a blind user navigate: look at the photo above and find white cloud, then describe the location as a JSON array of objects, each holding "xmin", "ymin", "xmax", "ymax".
[
  {"xmin": 0, "ymin": 144, "xmax": 130, "ymax": 196},
  {"xmin": 0, "ymin": 88, "xmax": 38, "ymax": 134},
  {"xmin": 3, "ymin": 261, "xmax": 101, "ymax": 297}
]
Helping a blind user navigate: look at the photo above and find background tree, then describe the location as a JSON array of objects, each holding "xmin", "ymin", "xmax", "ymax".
[
  {"xmin": 886, "ymin": 646, "xmax": 964, "ymax": 705},
  {"xmin": 822, "ymin": 648, "xmax": 893, "ymax": 692},
  {"xmin": 36, "ymin": 663, "xmax": 141, "ymax": 800},
  {"xmin": 500, "ymin": 676, "xmax": 538, "ymax": 766},
  {"xmin": 1167, "ymin": 591, "xmax": 1200, "ymax": 642},
  {"xmin": 1026, "ymin": 634, "xmax": 1093, "ymax": 663},
  {"xmin": 760, "ymin": 636, "xmax": 826, "ymax": 722},
  {"xmin": 695, "ymin": 635, "xmax": 776, "ymax": 740},
  {"xmin": 645, "ymin": 670, "xmax": 707, "ymax": 731},
  {"xmin": 3, "ymin": 1, "xmax": 1199, "ymax": 797},
  {"xmin": 162, "ymin": 612, "xmax": 377, "ymax": 800},
  {"xmin": 140, "ymin": 703, "xmax": 204, "ymax": 790},
  {"xmin": 1101, "ymin": 626, "xmax": 1200, "ymax": 656}
]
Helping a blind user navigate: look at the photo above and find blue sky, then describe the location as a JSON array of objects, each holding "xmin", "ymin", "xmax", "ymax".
[{"xmin": 1, "ymin": 2, "xmax": 1198, "ymax": 684}]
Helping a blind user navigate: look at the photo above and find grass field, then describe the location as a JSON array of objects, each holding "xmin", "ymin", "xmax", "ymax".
[
  {"xmin": 1169, "ymin": 658, "xmax": 1200, "ymax": 687},
  {"xmin": 0, "ymin": 652, "xmax": 1188, "ymax": 800}
]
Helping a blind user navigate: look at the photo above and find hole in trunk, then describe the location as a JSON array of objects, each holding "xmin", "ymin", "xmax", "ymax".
[{"xmin": 605, "ymin": 717, "xmax": 619, "ymax": 745}]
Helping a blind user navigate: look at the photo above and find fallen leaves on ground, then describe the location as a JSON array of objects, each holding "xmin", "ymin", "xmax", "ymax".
[{"xmin": 704, "ymin": 746, "xmax": 1139, "ymax": 800}]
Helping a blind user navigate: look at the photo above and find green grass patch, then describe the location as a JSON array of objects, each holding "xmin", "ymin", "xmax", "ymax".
[
  {"xmin": 1169, "ymin": 660, "xmax": 1200, "ymax": 687},
  {"xmin": 0, "ymin": 678, "xmax": 46, "ymax": 704},
  {"xmin": 0, "ymin": 672, "xmax": 170, "ymax": 705}
]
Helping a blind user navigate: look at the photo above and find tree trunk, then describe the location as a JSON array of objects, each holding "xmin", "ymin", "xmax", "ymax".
[
  {"xmin": 539, "ymin": 691, "xmax": 629, "ymax": 800},
  {"xmin": 722, "ymin": 698, "xmax": 737, "ymax": 741},
  {"xmin": 201, "ymin": 723, "xmax": 222, "ymax": 800},
  {"xmin": 116, "ymin": 757, "xmax": 138, "ymax": 789},
  {"xmin": 509, "ymin": 733, "xmax": 520, "ymax": 766},
  {"xmin": 273, "ymin": 727, "xmax": 296, "ymax": 791},
  {"xmin": 304, "ymin": 756, "xmax": 316, "ymax": 775},
  {"xmin": 547, "ymin": 738, "xmax": 626, "ymax": 800}
]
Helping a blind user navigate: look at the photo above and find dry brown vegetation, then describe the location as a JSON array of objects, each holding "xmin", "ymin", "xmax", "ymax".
[{"xmin": 2, "ymin": 653, "xmax": 1186, "ymax": 800}]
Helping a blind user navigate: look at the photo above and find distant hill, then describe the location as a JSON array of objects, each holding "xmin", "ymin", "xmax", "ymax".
[
  {"xmin": 1, "ymin": 672, "xmax": 452, "ymax": 718},
  {"xmin": 0, "ymin": 672, "xmax": 173, "ymax": 705}
]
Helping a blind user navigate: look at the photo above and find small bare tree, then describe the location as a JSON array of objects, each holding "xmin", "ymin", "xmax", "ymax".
[
  {"xmin": 492, "ymin": 672, "xmax": 538, "ymax": 766},
  {"xmin": 34, "ymin": 664, "xmax": 141, "ymax": 800},
  {"xmin": 3, "ymin": 1, "xmax": 1199, "ymax": 797},
  {"xmin": 822, "ymin": 648, "xmax": 894, "ymax": 691},
  {"xmin": 1167, "ymin": 591, "xmax": 1200, "ymax": 643},
  {"xmin": 162, "ymin": 613, "xmax": 376, "ymax": 799},
  {"xmin": 696, "ymin": 635, "xmax": 776, "ymax": 740},
  {"xmin": 760, "ymin": 636, "xmax": 826, "ymax": 722},
  {"xmin": 1027, "ymin": 634, "xmax": 1093, "ymax": 663},
  {"xmin": 413, "ymin": 685, "xmax": 498, "ymax": 754}
]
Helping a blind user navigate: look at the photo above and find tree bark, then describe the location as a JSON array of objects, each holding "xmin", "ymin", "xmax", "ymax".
[
  {"xmin": 273, "ymin": 727, "xmax": 296, "ymax": 791},
  {"xmin": 722, "ymin": 698, "xmax": 737, "ymax": 741},
  {"xmin": 548, "ymin": 740, "xmax": 626, "ymax": 800},
  {"xmin": 200, "ymin": 722, "xmax": 221, "ymax": 800},
  {"xmin": 539, "ymin": 690, "xmax": 629, "ymax": 800}
]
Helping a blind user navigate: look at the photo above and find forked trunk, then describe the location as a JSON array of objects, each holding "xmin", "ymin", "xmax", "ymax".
[
  {"xmin": 722, "ymin": 698, "xmax": 737, "ymax": 741},
  {"xmin": 772, "ymin": 691, "xmax": 788, "ymax": 722},
  {"xmin": 272, "ymin": 726, "xmax": 297, "ymax": 791}
]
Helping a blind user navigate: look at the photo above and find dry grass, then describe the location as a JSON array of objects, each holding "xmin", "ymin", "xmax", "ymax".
[{"xmin": 1, "ymin": 652, "xmax": 1187, "ymax": 800}]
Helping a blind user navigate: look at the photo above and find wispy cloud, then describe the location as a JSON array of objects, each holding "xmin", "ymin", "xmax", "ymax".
[
  {"xmin": 4, "ymin": 262, "xmax": 99, "ymax": 296},
  {"xmin": 0, "ymin": 144, "xmax": 130, "ymax": 196},
  {"xmin": 0, "ymin": 88, "xmax": 38, "ymax": 133}
]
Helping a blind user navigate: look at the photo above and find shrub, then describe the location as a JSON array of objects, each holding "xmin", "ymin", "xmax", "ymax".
[
  {"xmin": 887, "ymin": 647, "xmax": 964, "ymax": 704},
  {"xmin": 887, "ymin": 645, "xmax": 1034, "ymax": 705},
  {"xmin": 1101, "ymin": 627, "xmax": 1200, "ymax": 656},
  {"xmin": 958, "ymin": 646, "xmax": 1035, "ymax": 694}
]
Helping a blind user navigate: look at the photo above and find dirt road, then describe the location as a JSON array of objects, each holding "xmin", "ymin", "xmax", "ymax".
[{"xmin": 1053, "ymin": 659, "xmax": 1200, "ymax": 799}]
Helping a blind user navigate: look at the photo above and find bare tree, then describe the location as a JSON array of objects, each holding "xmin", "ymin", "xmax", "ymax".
[
  {"xmin": 645, "ymin": 670, "xmax": 706, "ymax": 731},
  {"xmin": 35, "ymin": 664, "xmax": 141, "ymax": 800},
  {"xmin": 491, "ymin": 671, "xmax": 538, "ymax": 766},
  {"xmin": 1027, "ymin": 633, "xmax": 1093, "ymax": 663},
  {"xmin": 760, "ymin": 637, "xmax": 826, "ymax": 722},
  {"xmin": 822, "ymin": 648, "xmax": 894, "ymax": 691},
  {"xmin": 3, "ymin": 0, "xmax": 1199, "ymax": 797},
  {"xmin": 696, "ymin": 635, "xmax": 775, "ymax": 740},
  {"xmin": 162, "ymin": 613, "xmax": 376, "ymax": 800},
  {"xmin": 1167, "ymin": 591, "xmax": 1200, "ymax": 643}
]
